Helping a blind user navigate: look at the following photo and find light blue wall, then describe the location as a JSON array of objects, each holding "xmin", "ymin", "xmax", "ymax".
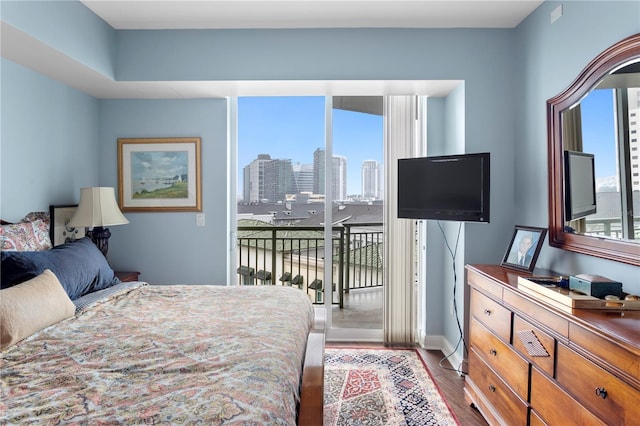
[
  {"xmin": 441, "ymin": 83, "xmax": 471, "ymax": 359},
  {"xmin": 116, "ymin": 28, "xmax": 511, "ymax": 82},
  {"xmin": 514, "ymin": 1, "xmax": 640, "ymax": 294},
  {"xmin": 0, "ymin": 59, "xmax": 99, "ymax": 220},
  {"xmin": 425, "ymin": 97, "xmax": 446, "ymax": 338},
  {"xmin": 1, "ymin": 0, "xmax": 116, "ymax": 77},
  {"xmin": 98, "ymin": 99, "xmax": 229, "ymax": 285}
]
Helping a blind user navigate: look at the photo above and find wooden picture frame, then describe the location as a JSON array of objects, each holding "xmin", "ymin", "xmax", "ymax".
[
  {"xmin": 501, "ymin": 225, "xmax": 547, "ymax": 272},
  {"xmin": 117, "ymin": 137, "xmax": 202, "ymax": 212},
  {"xmin": 49, "ymin": 205, "xmax": 85, "ymax": 246}
]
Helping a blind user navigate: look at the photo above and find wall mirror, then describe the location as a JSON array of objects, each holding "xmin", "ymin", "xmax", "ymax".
[{"xmin": 548, "ymin": 33, "xmax": 640, "ymax": 266}]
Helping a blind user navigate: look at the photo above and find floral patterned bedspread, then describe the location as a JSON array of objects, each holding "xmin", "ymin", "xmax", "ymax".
[{"xmin": 1, "ymin": 284, "xmax": 314, "ymax": 425}]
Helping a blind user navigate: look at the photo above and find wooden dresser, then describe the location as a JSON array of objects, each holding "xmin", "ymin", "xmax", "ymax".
[{"xmin": 464, "ymin": 264, "xmax": 640, "ymax": 426}]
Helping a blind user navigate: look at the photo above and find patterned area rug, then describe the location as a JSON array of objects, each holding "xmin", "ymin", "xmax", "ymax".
[{"xmin": 324, "ymin": 348, "xmax": 460, "ymax": 426}]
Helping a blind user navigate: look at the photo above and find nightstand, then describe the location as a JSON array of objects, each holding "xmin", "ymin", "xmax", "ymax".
[{"xmin": 115, "ymin": 271, "xmax": 141, "ymax": 282}]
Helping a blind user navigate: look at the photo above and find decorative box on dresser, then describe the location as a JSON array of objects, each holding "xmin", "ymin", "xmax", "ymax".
[{"xmin": 464, "ymin": 264, "xmax": 640, "ymax": 426}]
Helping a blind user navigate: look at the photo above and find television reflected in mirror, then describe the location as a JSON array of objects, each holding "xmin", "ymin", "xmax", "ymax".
[{"xmin": 564, "ymin": 150, "xmax": 597, "ymax": 221}]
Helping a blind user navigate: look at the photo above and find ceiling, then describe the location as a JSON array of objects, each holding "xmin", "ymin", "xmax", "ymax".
[
  {"xmin": 2, "ymin": 1, "xmax": 543, "ymax": 99},
  {"xmin": 81, "ymin": 1, "xmax": 543, "ymax": 30}
]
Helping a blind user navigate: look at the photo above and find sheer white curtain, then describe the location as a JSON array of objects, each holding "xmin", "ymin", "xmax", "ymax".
[
  {"xmin": 383, "ymin": 96, "xmax": 424, "ymax": 344},
  {"xmin": 563, "ymin": 105, "xmax": 587, "ymax": 233}
]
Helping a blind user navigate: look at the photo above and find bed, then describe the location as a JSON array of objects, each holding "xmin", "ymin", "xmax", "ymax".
[{"xmin": 0, "ymin": 214, "xmax": 324, "ymax": 425}]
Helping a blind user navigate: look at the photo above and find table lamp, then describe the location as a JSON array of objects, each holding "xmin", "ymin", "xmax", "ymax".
[{"xmin": 68, "ymin": 187, "xmax": 129, "ymax": 257}]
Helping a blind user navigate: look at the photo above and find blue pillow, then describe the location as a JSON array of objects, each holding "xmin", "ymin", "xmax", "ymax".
[{"xmin": 1, "ymin": 237, "xmax": 120, "ymax": 300}]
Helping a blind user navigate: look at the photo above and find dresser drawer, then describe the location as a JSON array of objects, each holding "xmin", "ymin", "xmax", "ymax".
[
  {"xmin": 470, "ymin": 316, "xmax": 529, "ymax": 400},
  {"xmin": 569, "ymin": 323, "xmax": 640, "ymax": 384},
  {"xmin": 469, "ymin": 349, "xmax": 528, "ymax": 426},
  {"xmin": 466, "ymin": 266, "xmax": 504, "ymax": 300},
  {"xmin": 531, "ymin": 367, "xmax": 606, "ymax": 426},
  {"xmin": 503, "ymin": 287, "xmax": 569, "ymax": 339},
  {"xmin": 513, "ymin": 315, "xmax": 555, "ymax": 377},
  {"xmin": 556, "ymin": 344, "xmax": 639, "ymax": 425},
  {"xmin": 529, "ymin": 409, "xmax": 547, "ymax": 426},
  {"xmin": 470, "ymin": 288, "xmax": 511, "ymax": 342}
]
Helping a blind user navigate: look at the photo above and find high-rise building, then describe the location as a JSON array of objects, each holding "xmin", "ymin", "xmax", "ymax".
[
  {"xmin": 243, "ymin": 154, "xmax": 271, "ymax": 202},
  {"xmin": 629, "ymin": 88, "xmax": 640, "ymax": 191},
  {"xmin": 361, "ymin": 160, "xmax": 383, "ymax": 200},
  {"xmin": 313, "ymin": 148, "xmax": 325, "ymax": 195},
  {"xmin": 292, "ymin": 162, "xmax": 314, "ymax": 194},
  {"xmin": 243, "ymin": 154, "xmax": 295, "ymax": 203},
  {"xmin": 313, "ymin": 149, "xmax": 347, "ymax": 201},
  {"xmin": 333, "ymin": 155, "xmax": 347, "ymax": 201},
  {"xmin": 263, "ymin": 159, "xmax": 295, "ymax": 202}
]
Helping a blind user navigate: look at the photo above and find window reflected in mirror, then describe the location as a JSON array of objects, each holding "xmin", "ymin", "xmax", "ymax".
[
  {"xmin": 564, "ymin": 87, "xmax": 640, "ymax": 240},
  {"xmin": 562, "ymin": 65, "xmax": 639, "ymax": 242}
]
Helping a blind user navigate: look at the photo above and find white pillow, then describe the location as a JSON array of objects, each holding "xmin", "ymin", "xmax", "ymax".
[{"xmin": 0, "ymin": 269, "xmax": 75, "ymax": 351}]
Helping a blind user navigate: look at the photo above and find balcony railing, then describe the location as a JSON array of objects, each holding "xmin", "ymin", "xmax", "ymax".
[
  {"xmin": 584, "ymin": 217, "xmax": 640, "ymax": 240},
  {"xmin": 236, "ymin": 223, "xmax": 383, "ymax": 306}
]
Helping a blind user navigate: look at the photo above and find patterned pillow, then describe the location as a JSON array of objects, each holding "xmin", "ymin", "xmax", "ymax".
[
  {"xmin": 0, "ymin": 220, "xmax": 52, "ymax": 251},
  {"xmin": 21, "ymin": 212, "xmax": 50, "ymax": 227}
]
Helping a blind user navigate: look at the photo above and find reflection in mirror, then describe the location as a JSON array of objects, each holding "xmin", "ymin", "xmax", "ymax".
[
  {"xmin": 548, "ymin": 33, "xmax": 640, "ymax": 266},
  {"xmin": 562, "ymin": 63, "xmax": 640, "ymax": 241}
]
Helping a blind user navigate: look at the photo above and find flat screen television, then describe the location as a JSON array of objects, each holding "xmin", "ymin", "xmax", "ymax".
[
  {"xmin": 564, "ymin": 150, "xmax": 597, "ymax": 221},
  {"xmin": 397, "ymin": 152, "xmax": 490, "ymax": 222}
]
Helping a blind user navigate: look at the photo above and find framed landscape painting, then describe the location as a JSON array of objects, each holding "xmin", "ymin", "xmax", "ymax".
[{"xmin": 118, "ymin": 137, "xmax": 202, "ymax": 212}]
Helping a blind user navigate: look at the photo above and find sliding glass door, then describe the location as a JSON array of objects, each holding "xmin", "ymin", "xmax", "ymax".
[
  {"xmin": 233, "ymin": 95, "xmax": 424, "ymax": 343},
  {"xmin": 324, "ymin": 96, "xmax": 384, "ymax": 341}
]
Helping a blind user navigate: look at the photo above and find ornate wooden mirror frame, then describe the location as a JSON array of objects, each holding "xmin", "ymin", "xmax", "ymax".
[{"xmin": 547, "ymin": 33, "xmax": 640, "ymax": 266}]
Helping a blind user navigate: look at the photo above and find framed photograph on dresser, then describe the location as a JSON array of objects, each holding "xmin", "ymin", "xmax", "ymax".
[
  {"xmin": 49, "ymin": 204, "xmax": 85, "ymax": 246},
  {"xmin": 501, "ymin": 225, "xmax": 547, "ymax": 272}
]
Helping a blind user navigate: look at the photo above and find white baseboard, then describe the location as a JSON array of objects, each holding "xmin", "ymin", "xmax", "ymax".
[{"xmin": 419, "ymin": 334, "xmax": 466, "ymax": 376}]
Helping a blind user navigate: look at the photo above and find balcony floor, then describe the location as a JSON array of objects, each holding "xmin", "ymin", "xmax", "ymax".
[{"xmin": 331, "ymin": 286, "xmax": 383, "ymax": 329}]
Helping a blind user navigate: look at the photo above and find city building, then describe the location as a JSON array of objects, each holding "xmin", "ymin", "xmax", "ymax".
[
  {"xmin": 292, "ymin": 162, "xmax": 314, "ymax": 194},
  {"xmin": 263, "ymin": 158, "xmax": 295, "ymax": 202},
  {"xmin": 333, "ymin": 155, "xmax": 347, "ymax": 201},
  {"xmin": 361, "ymin": 160, "xmax": 383, "ymax": 200},
  {"xmin": 313, "ymin": 149, "xmax": 347, "ymax": 201},
  {"xmin": 629, "ymin": 88, "xmax": 640, "ymax": 191},
  {"xmin": 244, "ymin": 155, "xmax": 296, "ymax": 203},
  {"xmin": 243, "ymin": 154, "xmax": 271, "ymax": 202},
  {"xmin": 313, "ymin": 148, "xmax": 325, "ymax": 195}
]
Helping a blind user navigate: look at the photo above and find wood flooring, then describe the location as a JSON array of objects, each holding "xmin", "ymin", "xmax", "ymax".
[
  {"xmin": 326, "ymin": 342, "xmax": 487, "ymax": 425},
  {"xmin": 417, "ymin": 348, "xmax": 487, "ymax": 425}
]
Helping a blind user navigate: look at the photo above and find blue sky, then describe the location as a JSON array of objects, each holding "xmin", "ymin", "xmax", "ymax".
[
  {"xmin": 238, "ymin": 96, "xmax": 383, "ymax": 198},
  {"xmin": 237, "ymin": 91, "xmax": 619, "ymax": 198},
  {"xmin": 580, "ymin": 89, "xmax": 616, "ymax": 179}
]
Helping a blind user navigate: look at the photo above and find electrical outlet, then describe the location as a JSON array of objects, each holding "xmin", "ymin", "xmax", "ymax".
[{"xmin": 196, "ymin": 213, "xmax": 205, "ymax": 227}]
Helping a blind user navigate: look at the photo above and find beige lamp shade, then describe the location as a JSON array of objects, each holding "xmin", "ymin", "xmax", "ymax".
[{"xmin": 68, "ymin": 187, "xmax": 129, "ymax": 228}]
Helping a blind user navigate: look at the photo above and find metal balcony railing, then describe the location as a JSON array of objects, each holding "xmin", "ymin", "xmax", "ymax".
[
  {"xmin": 236, "ymin": 223, "xmax": 383, "ymax": 306},
  {"xmin": 584, "ymin": 217, "xmax": 640, "ymax": 240}
]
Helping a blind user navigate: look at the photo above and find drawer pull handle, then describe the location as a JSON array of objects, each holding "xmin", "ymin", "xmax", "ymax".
[
  {"xmin": 488, "ymin": 385, "xmax": 496, "ymax": 393},
  {"xmin": 483, "ymin": 309, "xmax": 492, "ymax": 316},
  {"xmin": 595, "ymin": 387, "xmax": 607, "ymax": 399},
  {"xmin": 489, "ymin": 348, "xmax": 497, "ymax": 356}
]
